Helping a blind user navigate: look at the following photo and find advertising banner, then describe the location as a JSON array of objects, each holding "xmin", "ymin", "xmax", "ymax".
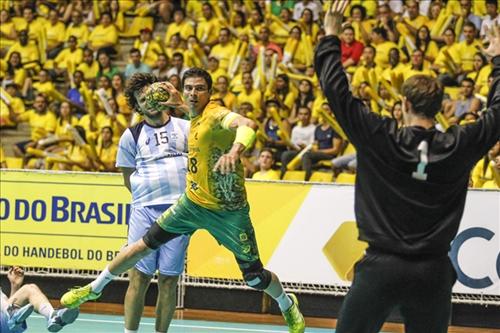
[{"xmin": 1, "ymin": 170, "xmax": 498, "ymax": 295}]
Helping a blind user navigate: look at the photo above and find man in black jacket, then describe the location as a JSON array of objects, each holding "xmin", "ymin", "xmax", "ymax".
[{"xmin": 315, "ymin": 1, "xmax": 500, "ymax": 332}]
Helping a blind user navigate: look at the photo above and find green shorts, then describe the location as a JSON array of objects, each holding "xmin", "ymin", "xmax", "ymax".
[{"xmin": 156, "ymin": 194, "xmax": 260, "ymax": 264}]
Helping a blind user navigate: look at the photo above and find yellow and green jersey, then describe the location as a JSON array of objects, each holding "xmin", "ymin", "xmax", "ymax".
[{"xmin": 186, "ymin": 102, "xmax": 247, "ymax": 211}]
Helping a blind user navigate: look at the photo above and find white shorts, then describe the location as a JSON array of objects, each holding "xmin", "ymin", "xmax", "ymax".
[{"xmin": 128, "ymin": 204, "xmax": 189, "ymax": 276}]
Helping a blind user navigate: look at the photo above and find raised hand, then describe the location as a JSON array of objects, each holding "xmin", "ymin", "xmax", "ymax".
[
  {"xmin": 483, "ymin": 23, "xmax": 500, "ymax": 58},
  {"xmin": 324, "ymin": 0, "xmax": 349, "ymax": 37},
  {"xmin": 157, "ymin": 81, "xmax": 187, "ymax": 111},
  {"xmin": 7, "ymin": 266, "xmax": 25, "ymax": 291}
]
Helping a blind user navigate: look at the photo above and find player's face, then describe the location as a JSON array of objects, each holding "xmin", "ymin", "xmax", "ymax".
[{"xmin": 183, "ymin": 77, "xmax": 210, "ymax": 115}]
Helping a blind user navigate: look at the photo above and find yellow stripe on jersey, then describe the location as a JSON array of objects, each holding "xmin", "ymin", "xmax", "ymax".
[
  {"xmin": 221, "ymin": 112, "xmax": 240, "ymax": 129},
  {"xmin": 186, "ymin": 102, "xmax": 247, "ymax": 211}
]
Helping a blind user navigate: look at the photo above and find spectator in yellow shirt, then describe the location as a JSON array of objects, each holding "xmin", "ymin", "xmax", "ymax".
[
  {"xmin": 53, "ymin": 35, "xmax": 83, "ymax": 77},
  {"xmin": 88, "ymin": 12, "xmax": 119, "ymax": 56},
  {"xmin": 77, "ymin": 48, "xmax": 99, "ymax": 80},
  {"xmin": 164, "ymin": 8, "xmax": 194, "ymax": 44},
  {"xmin": 45, "ymin": 9, "xmax": 66, "ymax": 59},
  {"xmin": 371, "ymin": 27, "xmax": 398, "ymax": 69},
  {"xmin": 251, "ymin": 148, "xmax": 281, "ymax": 180},
  {"xmin": 235, "ymin": 72, "xmax": 262, "ymax": 111},
  {"xmin": 17, "ymin": 6, "xmax": 46, "ymax": 44},
  {"xmin": 209, "ymin": 28, "xmax": 235, "ymax": 72},
  {"xmin": 10, "ymin": 93, "xmax": 56, "ymax": 158},
  {"xmin": 467, "ymin": 52, "xmax": 492, "ymax": 97},
  {"xmin": 5, "ymin": 30, "xmax": 40, "ymax": 72},
  {"xmin": 396, "ymin": 0, "xmax": 429, "ymax": 37},
  {"xmin": 65, "ymin": 9, "xmax": 89, "ymax": 48},
  {"xmin": 456, "ymin": 22, "xmax": 483, "ymax": 75},
  {"xmin": 133, "ymin": 27, "xmax": 164, "ymax": 69},
  {"xmin": 0, "ymin": 9, "xmax": 17, "ymax": 57},
  {"xmin": 402, "ymin": 49, "xmax": 436, "ymax": 81},
  {"xmin": 196, "ymin": 2, "xmax": 221, "ymax": 48},
  {"xmin": 207, "ymin": 56, "xmax": 226, "ymax": 83},
  {"xmin": 351, "ymin": 45, "xmax": 383, "ymax": 93},
  {"xmin": 415, "ymin": 25, "xmax": 439, "ymax": 63},
  {"xmin": 96, "ymin": 126, "xmax": 118, "ymax": 172},
  {"xmin": 212, "ymin": 75, "xmax": 236, "ymax": 111},
  {"xmin": 1, "ymin": 51, "xmax": 27, "ymax": 88}
]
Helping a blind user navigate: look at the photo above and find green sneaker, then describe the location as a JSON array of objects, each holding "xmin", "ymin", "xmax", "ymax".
[
  {"xmin": 282, "ymin": 294, "xmax": 305, "ymax": 333},
  {"xmin": 60, "ymin": 284, "xmax": 101, "ymax": 308}
]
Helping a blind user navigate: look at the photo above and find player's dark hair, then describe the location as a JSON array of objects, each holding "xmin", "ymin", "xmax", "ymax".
[
  {"xmin": 125, "ymin": 72, "xmax": 159, "ymax": 114},
  {"xmin": 181, "ymin": 67, "xmax": 213, "ymax": 92},
  {"xmin": 401, "ymin": 75, "xmax": 444, "ymax": 119}
]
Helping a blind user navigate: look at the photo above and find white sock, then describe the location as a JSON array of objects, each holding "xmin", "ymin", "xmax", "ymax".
[
  {"xmin": 90, "ymin": 267, "xmax": 117, "ymax": 293},
  {"xmin": 124, "ymin": 329, "xmax": 137, "ymax": 333},
  {"xmin": 274, "ymin": 291, "xmax": 293, "ymax": 312},
  {"xmin": 38, "ymin": 302, "xmax": 54, "ymax": 320}
]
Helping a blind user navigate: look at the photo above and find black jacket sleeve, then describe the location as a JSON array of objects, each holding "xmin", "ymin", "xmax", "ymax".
[{"xmin": 314, "ymin": 35, "xmax": 389, "ymax": 149}]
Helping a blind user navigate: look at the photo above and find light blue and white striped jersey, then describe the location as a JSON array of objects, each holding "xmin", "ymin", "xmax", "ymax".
[{"xmin": 116, "ymin": 117, "xmax": 190, "ymax": 207}]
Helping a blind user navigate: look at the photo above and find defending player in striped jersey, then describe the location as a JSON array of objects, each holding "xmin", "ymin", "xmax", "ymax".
[{"xmin": 117, "ymin": 73, "xmax": 190, "ymax": 333}]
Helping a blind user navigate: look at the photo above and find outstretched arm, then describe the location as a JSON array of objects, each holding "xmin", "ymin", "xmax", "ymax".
[{"xmin": 315, "ymin": 0, "xmax": 384, "ymax": 148}]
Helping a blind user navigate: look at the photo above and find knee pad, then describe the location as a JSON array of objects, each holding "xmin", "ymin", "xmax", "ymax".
[
  {"xmin": 142, "ymin": 223, "xmax": 178, "ymax": 250},
  {"xmin": 241, "ymin": 260, "xmax": 272, "ymax": 290}
]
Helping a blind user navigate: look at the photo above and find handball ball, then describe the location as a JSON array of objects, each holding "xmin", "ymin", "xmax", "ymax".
[{"xmin": 145, "ymin": 82, "xmax": 170, "ymax": 110}]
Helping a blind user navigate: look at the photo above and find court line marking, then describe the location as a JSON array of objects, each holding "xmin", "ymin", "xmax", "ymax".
[{"xmin": 31, "ymin": 315, "xmax": 290, "ymax": 332}]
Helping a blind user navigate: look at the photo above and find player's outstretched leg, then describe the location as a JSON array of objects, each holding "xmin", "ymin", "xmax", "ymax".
[
  {"xmin": 61, "ymin": 238, "xmax": 155, "ymax": 308},
  {"xmin": 242, "ymin": 261, "xmax": 305, "ymax": 333},
  {"xmin": 6, "ymin": 303, "xmax": 34, "ymax": 331},
  {"xmin": 47, "ymin": 307, "xmax": 80, "ymax": 332}
]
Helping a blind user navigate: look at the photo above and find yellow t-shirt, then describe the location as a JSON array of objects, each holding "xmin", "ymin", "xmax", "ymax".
[
  {"xmin": 235, "ymin": 88, "xmax": 262, "ymax": 111},
  {"xmin": 89, "ymin": 24, "xmax": 118, "ymax": 49},
  {"xmin": 45, "ymin": 21, "xmax": 66, "ymax": 49},
  {"xmin": 164, "ymin": 20, "xmax": 195, "ymax": 43},
  {"xmin": 456, "ymin": 40, "xmax": 482, "ymax": 72},
  {"xmin": 97, "ymin": 143, "xmax": 118, "ymax": 170},
  {"xmin": 209, "ymin": 42, "xmax": 236, "ymax": 71},
  {"xmin": 434, "ymin": 44, "xmax": 461, "ymax": 74},
  {"xmin": 0, "ymin": 21, "xmax": 16, "ymax": 48},
  {"xmin": 76, "ymin": 61, "xmax": 99, "ymax": 80},
  {"xmin": 208, "ymin": 68, "xmax": 227, "ymax": 83},
  {"xmin": 17, "ymin": 109, "xmax": 57, "ymax": 140},
  {"xmin": 6, "ymin": 41, "xmax": 40, "ymax": 66},
  {"xmin": 212, "ymin": 91, "xmax": 236, "ymax": 111},
  {"xmin": 65, "ymin": 23, "xmax": 90, "ymax": 47},
  {"xmin": 196, "ymin": 17, "xmax": 220, "ymax": 45},
  {"xmin": 467, "ymin": 64, "xmax": 492, "ymax": 97},
  {"xmin": 133, "ymin": 39, "xmax": 164, "ymax": 68},
  {"xmin": 374, "ymin": 41, "xmax": 398, "ymax": 69},
  {"xmin": 471, "ymin": 158, "xmax": 494, "ymax": 188},
  {"xmin": 54, "ymin": 48, "xmax": 83, "ymax": 69},
  {"xmin": 402, "ymin": 65, "xmax": 436, "ymax": 81},
  {"xmin": 186, "ymin": 102, "xmax": 247, "ymax": 211},
  {"xmin": 351, "ymin": 65, "xmax": 383, "ymax": 91},
  {"xmin": 252, "ymin": 169, "xmax": 280, "ymax": 180}
]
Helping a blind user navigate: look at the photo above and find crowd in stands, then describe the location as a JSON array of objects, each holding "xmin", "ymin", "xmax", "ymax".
[{"xmin": 0, "ymin": 0, "xmax": 498, "ymax": 189}]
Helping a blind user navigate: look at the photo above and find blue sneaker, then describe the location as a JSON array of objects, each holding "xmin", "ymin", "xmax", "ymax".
[
  {"xmin": 7, "ymin": 303, "xmax": 34, "ymax": 331},
  {"xmin": 47, "ymin": 308, "xmax": 79, "ymax": 332}
]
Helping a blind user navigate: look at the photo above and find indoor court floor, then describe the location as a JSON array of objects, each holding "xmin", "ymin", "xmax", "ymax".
[{"xmin": 25, "ymin": 313, "xmax": 334, "ymax": 333}]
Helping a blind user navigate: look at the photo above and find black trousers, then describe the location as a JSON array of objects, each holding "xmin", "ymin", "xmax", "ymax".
[{"xmin": 336, "ymin": 248, "xmax": 457, "ymax": 333}]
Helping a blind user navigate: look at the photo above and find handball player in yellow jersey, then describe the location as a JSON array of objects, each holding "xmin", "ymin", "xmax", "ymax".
[{"xmin": 61, "ymin": 68, "xmax": 305, "ymax": 333}]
